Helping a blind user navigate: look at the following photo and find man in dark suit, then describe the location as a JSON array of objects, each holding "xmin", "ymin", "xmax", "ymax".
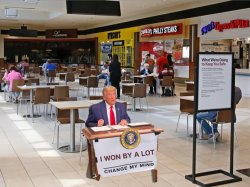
[{"xmin": 86, "ymin": 85, "xmax": 130, "ymax": 127}]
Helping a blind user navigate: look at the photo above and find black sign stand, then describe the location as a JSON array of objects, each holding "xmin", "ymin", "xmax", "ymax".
[{"xmin": 185, "ymin": 52, "xmax": 242, "ymax": 186}]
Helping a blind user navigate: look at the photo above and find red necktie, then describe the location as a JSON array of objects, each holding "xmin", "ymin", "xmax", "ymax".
[{"xmin": 110, "ymin": 106, "xmax": 116, "ymax": 125}]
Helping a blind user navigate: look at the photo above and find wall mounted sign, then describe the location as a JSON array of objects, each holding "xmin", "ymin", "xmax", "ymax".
[
  {"xmin": 108, "ymin": 31, "xmax": 121, "ymax": 39},
  {"xmin": 113, "ymin": 40, "xmax": 124, "ymax": 46},
  {"xmin": 201, "ymin": 19, "xmax": 249, "ymax": 35},
  {"xmin": 101, "ymin": 43, "xmax": 112, "ymax": 53},
  {"xmin": 46, "ymin": 29, "xmax": 77, "ymax": 38},
  {"xmin": 140, "ymin": 23, "xmax": 183, "ymax": 37}
]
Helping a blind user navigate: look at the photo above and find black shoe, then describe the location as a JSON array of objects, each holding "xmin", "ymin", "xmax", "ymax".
[{"xmin": 161, "ymin": 93, "xmax": 165, "ymax": 96}]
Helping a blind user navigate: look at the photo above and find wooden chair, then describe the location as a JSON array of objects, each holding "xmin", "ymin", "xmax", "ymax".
[
  {"xmin": 32, "ymin": 87, "xmax": 51, "ymax": 122},
  {"xmin": 179, "ymin": 91, "xmax": 194, "ymax": 96},
  {"xmin": 27, "ymin": 78, "xmax": 40, "ymax": 85},
  {"xmin": 128, "ymin": 83, "xmax": 147, "ymax": 111},
  {"xmin": 206, "ymin": 109, "xmax": 238, "ymax": 148},
  {"xmin": 11, "ymin": 79, "xmax": 25, "ymax": 102},
  {"xmin": 50, "ymin": 85, "xmax": 70, "ymax": 117},
  {"xmin": 52, "ymin": 97, "xmax": 85, "ymax": 149},
  {"xmin": 160, "ymin": 76, "xmax": 175, "ymax": 96},
  {"xmin": 176, "ymin": 97, "xmax": 194, "ymax": 136},
  {"xmin": 86, "ymin": 76, "xmax": 98, "ymax": 96},
  {"xmin": 47, "ymin": 70, "xmax": 56, "ymax": 83},
  {"xmin": 51, "ymin": 86, "xmax": 69, "ymax": 101}
]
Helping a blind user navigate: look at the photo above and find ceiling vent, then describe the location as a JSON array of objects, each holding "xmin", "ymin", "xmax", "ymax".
[{"xmin": 5, "ymin": 8, "xmax": 18, "ymax": 17}]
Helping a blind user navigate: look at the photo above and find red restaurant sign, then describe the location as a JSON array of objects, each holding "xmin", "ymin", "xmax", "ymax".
[{"xmin": 140, "ymin": 23, "xmax": 183, "ymax": 37}]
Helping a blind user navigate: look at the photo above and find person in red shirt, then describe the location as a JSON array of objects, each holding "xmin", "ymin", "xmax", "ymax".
[{"xmin": 157, "ymin": 51, "xmax": 169, "ymax": 96}]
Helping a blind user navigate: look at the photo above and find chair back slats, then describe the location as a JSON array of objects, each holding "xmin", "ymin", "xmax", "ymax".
[
  {"xmin": 34, "ymin": 87, "xmax": 51, "ymax": 104},
  {"xmin": 83, "ymin": 68, "xmax": 91, "ymax": 77},
  {"xmin": 179, "ymin": 91, "xmax": 194, "ymax": 96},
  {"xmin": 216, "ymin": 110, "xmax": 232, "ymax": 123},
  {"xmin": 66, "ymin": 72, "xmax": 75, "ymax": 82},
  {"xmin": 12, "ymin": 79, "xmax": 25, "ymax": 92},
  {"xmin": 27, "ymin": 78, "xmax": 40, "ymax": 85},
  {"xmin": 133, "ymin": 83, "xmax": 146, "ymax": 98},
  {"xmin": 145, "ymin": 76, "xmax": 154, "ymax": 86},
  {"xmin": 53, "ymin": 86, "xmax": 69, "ymax": 100},
  {"xmin": 161, "ymin": 76, "xmax": 173, "ymax": 87},
  {"xmin": 79, "ymin": 77, "xmax": 88, "ymax": 86},
  {"xmin": 87, "ymin": 76, "xmax": 98, "ymax": 88},
  {"xmin": 48, "ymin": 70, "xmax": 56, "ymax": 77},
  {"xmin": 89, "ymin": 95, "xmax": 103, "ymax": 100}
]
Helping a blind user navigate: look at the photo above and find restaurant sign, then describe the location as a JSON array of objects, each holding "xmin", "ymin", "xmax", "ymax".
[
  {"xmin": 140, "ymin": 23, "xmax": 183, "ymax": 37},
  {"xmin": 201, "ymin": 19, "xmax": 249, "ymax": 35},
  {"xmin": 46, "ymin": 29, "xmax": 78, "ymax": 38}
]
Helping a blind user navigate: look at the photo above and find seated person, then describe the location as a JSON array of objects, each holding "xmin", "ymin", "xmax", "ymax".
[
  {"xmin": 42, "ymin": 59, "xmax": 49, "ymax": 77},
  {"xmin": 140, "ymin": 63, "xmax": 156, "ymax": 95},
  {"xmin": 98, "ymin": 61, "xmax": 110, "ymax": 86},
  {"xmin": 3, "ymin": 66, "xmax": 23, "ymax": 102},
  {"xmin": 197, "ymin": 86, "xmax": 242, "ymax": 143},
  {"xmin": 46, "ymin": 59, "xmax": 57, "ymax": 83},
  {"xmin": 18, "ymin": 59, "xmax": 29, "ymax": 76},
  {"xmin": 86, "ymin": 85, "xmax": 130, "ymax": 127}
]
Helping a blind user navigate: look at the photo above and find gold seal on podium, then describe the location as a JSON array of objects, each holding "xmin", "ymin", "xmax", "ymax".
[{"xmin": 120, "ymin": 128, "xmax": 140, "ymax": 149}]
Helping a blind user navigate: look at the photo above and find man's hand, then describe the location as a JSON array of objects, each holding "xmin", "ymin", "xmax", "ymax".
[
  {"xmin": 97, "ymin": 119, "xmax": 104, "ymax": 127},
  {"xmin": 119, "ymin": 119, "xmax": 128, "ymax": 126}
]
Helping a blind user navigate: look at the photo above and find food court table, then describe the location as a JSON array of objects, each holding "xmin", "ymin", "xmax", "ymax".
[
  {"xmin": 17, "ymin": 84, "xmax": 56, "ymax": 122},
  {"xmin": 50, "ymin": 100, "xmax": 93, "ymax": 152}
]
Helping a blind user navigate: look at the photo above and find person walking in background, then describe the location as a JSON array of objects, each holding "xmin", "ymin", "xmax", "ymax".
[{"xmin": 109, "ymin": 54, "xmax": 122, "ymax": 99}]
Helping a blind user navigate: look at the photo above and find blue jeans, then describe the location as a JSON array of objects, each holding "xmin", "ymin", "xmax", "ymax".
[
  {"xmin": 197, "ymin": 111, "xmax": 218, "ymax": 135},
  {"xmin": 98, "ymin": 74, "xmax": 110, "ymax": 86}
]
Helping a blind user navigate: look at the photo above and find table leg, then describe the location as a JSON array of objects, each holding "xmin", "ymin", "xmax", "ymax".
[
  {"xmin": 87, "ymin": 87, "xmax": 90, "ymax": 99},
  {"xmin": 70, "ymin": 109, "xmax": 75, "ymax": 152},
  {"xmin": 151, "ymin": 169, "xmax": 157, "ymax": 182},
  {"xmin": 133, "ymin": 98, "xmax": 136, "ymax": 111}
]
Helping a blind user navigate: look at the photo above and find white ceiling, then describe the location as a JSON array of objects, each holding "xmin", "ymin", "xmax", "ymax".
[{"xmin": 0, "ymin": 0, "xmax": 229, "ymax": 30}]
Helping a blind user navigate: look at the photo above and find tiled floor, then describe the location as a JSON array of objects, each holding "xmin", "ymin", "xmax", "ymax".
[{"xmin": 0, "ymin": 75, "xmax": 250, "ymax": 187}]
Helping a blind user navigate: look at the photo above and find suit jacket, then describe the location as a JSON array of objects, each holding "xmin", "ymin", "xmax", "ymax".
[
  {"xmin": 140, "ymin": 68, "xmax": 152, "ymax": 75},
  {"xmin": 86, "ymin": 100, "xmax": 131, "ymax": 127}
]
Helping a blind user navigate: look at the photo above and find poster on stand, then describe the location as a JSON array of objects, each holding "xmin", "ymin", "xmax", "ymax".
[{"xmin": 197, "ymin": 53, "xmax": 233, "ymax": 111}]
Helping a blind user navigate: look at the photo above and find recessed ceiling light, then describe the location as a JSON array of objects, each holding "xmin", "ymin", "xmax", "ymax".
[
  {"xmin": 5, "ymin": 8, "xmax": 18, "ymax": 17},
  {"xmin": 23, "ymin": 0, "xmax": 40, "ymax": 4}
]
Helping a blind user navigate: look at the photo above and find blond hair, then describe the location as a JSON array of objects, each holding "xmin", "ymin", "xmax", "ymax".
[{"xmin": 102, "ymin": 85, "xmax": 116, "ymax": 95}]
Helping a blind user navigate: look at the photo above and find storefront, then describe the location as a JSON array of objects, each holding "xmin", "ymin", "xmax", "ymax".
[
  {"xmin": 139, "ymin": 20, "xmax": 190, "ymax": 78},
  {"xmin": 97, "ymin": 27, "xmax": 138, "ymax": 67},
  {"xmin": 2, "ymin": 29, "xmax": 98, "ymax": 67},
  {"xmin": 198, "ymin": 8, "xmax": 250, "ymax": 69}
]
